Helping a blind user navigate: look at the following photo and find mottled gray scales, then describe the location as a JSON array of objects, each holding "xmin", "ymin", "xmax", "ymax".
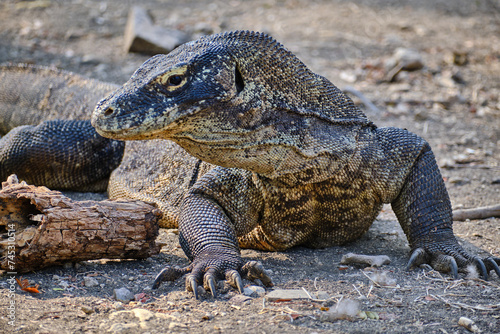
[
  {"xmin": 0, "ymin": 119, "xmax": 123, "ymax": 191},
  {"xmin": 0, "ymin": 64, "xmax": 117, "ymax": 133},
  {"xmin": 109, "ymin": 139, "xmax": 213, "ymax": 228}
]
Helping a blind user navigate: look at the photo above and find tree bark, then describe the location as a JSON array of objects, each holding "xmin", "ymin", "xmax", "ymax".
[{"xmin": 0, "ymin": 175, "xmax": 161, "ymax": 273}]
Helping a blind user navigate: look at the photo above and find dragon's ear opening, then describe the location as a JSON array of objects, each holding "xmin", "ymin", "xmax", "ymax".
[{"xmin": 234, "ymin": 65, "xmax": 245, "ymax": 94}]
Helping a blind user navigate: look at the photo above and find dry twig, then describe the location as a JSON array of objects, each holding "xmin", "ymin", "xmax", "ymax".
[{"xmin": 453, "ymin": 204, "xmax": 500, "ymax": 221}]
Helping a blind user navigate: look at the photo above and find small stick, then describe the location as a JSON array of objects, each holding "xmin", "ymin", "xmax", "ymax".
[
  {"xmin": 453, "ymin": 204, "xmax": 500, "ymax": 221},
  {"xmin": 343, "ymin": 86, "xmax": 381, "ymax": 114}
]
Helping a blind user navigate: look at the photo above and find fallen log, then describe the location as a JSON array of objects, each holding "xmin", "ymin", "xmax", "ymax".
[
  {"xmin": 0, "ymin": 175, "xmax": 161, "ymax": 273},
  {"xmin": 453, "ymin": 204, "xmax": 500, "ymax": 221}
]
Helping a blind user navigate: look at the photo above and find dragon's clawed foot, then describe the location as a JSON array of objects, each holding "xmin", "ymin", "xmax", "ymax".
[
  {"xmin": 152, "ymin": 266, "xmax": 190, "ymax": 290},
  {"xmin": 152, "ymin": 258, "xmax": 273, "ymax": 299},
  {"xmin": 406, "ymin": 244, "xmax": 500, "ymax": 280}
]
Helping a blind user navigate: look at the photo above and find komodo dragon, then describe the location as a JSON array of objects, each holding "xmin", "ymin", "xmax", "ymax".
[{"xmin": 1, "ymin": 31, "xmax": 499, "ymax": 298}]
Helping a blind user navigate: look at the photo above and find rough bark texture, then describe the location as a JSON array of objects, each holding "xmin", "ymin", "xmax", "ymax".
[{"xmin": 0, "ymin": 175, "xmax": 161, "ymax": 273}]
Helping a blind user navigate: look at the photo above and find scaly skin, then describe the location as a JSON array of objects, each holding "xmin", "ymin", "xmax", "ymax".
[
  {"xmin": 0, "ymin": 64, "xmax": 124, "ymax": 191},
  {"xmin": 91, "ymin": 31, "xmax": 499, "ymax": 297}
]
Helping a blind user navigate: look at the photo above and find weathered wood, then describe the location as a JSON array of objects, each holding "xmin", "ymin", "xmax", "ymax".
[
  {"xmin": 453, "ymin": 204, "xmax": 500, "ymax": 221},
  {"xmin": 0, "ymin": 175, "xmax": 161, "ymax": 273}
]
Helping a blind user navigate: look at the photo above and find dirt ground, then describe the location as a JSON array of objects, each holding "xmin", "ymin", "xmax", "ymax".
[{"xmin": 0, "ymin": 0, "xmax": 499, "ymax": 333}]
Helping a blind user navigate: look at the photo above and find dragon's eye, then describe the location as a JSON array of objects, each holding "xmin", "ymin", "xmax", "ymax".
[
  {"xmin": 153, "ymin": 65, "xmax": 189, "ymax": 92},
  {"xmin": 168, "ymin": 75, "xmax": 184, "ymax": 86}
]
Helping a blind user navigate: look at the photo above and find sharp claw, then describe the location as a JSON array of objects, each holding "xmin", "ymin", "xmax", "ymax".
[
  {"xmin": 235, "ymin": 273, "xmax": 244, "ymax": 294},
  {"xmin": 152, "ymin": 268, "xmax": 169, "ymax": 289},
  {"xmin": 226, "ymin": 270, "xmax": 244, "ymax": 293},
  {"xmin": 450, "ymin": 257, "xmax": 458, "ymax": 279},
  {"xmin": 486, "ymin": 258, "xmax": 500, "ymax": 277},
  {"xmin": 186, "ymin": 275, "xmax": 199, "ymax": 299},
  {"xmin": 152, "ymin": 266, "xmax": 185, "ymax": 289},
  {"xmin": 406, "ymin": 248, "xmax": 426, "ymax": 271},
  {"xmin": 475, "ymin": 258, "xmax": 488, "ymax": 280},
  {"xmin": 206, "ymin": 275, "xmax": 217, "ymax": 298}
]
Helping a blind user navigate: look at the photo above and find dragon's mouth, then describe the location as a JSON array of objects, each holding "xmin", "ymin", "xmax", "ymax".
[
  {"xmin": 92, "ymin": 99, "xmax": 212, "ymax": 141},
  {"xmin": 170, "ymin": 124, "xmax": 278, "ymax": 148}
]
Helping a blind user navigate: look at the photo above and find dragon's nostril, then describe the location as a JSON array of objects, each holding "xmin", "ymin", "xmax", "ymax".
[{"xmin": 103, "ymin": 107, "xmax": 115, "ymax": 117}]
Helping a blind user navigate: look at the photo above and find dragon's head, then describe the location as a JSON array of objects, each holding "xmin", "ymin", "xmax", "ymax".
[{"xmin": 92, "ymin": 31, "xmax": 369, "ymax": 179}]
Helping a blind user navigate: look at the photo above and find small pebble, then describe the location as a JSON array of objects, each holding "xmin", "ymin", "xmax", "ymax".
[
  {"xmin": 132, "ymin": 308, "xmax": 154, "ymax": 322},
  {"xmin": 84, "ymin": 276, "xmax": 99, "ymax": 288},
  {"xmin": 81, "ymin": 306, "xmax": 94, "ymax": 314},
  {"xmin": 114, "ymin": 287, "xmax": 134, "ymax": 303},
  {"xmin": 243, "ymin": 285, "xmax": 266, "ymax": 297},
  {"xmin": 59, "ymin": 281, "xmax": 69, "ymax": 289},
  {"xmin": 458, "ymin": 316, "xmax": 479, "ymax": 333},
  {"xmin": 114, "ymin": 302, "xmax": 125, "ymax": 311},
  {"xmin": 393, "ymin": 48, "xmax": 424, "ymax": 71}
]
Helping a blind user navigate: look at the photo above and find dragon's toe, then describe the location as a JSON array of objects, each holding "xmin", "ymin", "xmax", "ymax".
[
  {"xmin": 203, "ymin": 270, "xmax": 219, "ymax": 297},
  {"xmin": 152, "ymin": 265, "xmax": 189, "ymax": 289},
  {"xmin": 241, "ymin": 260, "xmax": 273, "ymax": 287},
  {"xmin": 406, "ymin": 242, "xmax": 499, "ymax": 280},
  {"xmin": 225, "ymin": 269, "xmax": 244, "ymax": 294},
  {"xmin": 152, "ymin": 251, "xmax": 272, "ymax": 298},
  {"xmin": 485, "ymin": 257, "xmax": 500, "ymax": 277},
  {"xmin": 186, "ymin": 273, "xmax": 200, "ymax": 299},
  {"xmin": 431, "ymin": 254, "xmax": 459, "ymax": 279}
]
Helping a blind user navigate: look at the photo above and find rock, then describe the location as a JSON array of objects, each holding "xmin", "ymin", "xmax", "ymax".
[
  {"xmin": 84, "ymin": 276, "xmax": 99, "ymax": 287},
  {"xmin": 114, "ymin": 302, "xmax": 125, "ymax": 311},
  {"xmin": 169, "ymin": 322, "xmax": 188, "ymax": 330},
  {"xmin": 108, "ymin": 322, "xmax": 139, "ymax": 333},
  {"xmin": 131, "ymin": 308, "xmax": 153, "ymax": 322},
  {"xmin": 385, "ymin": 48, "xmax": 424, "ymax": 81},
  {"xmin": 392, "ymin": 48, "xmax": 424, "ymax": 71},
  {"xmin": 339, "ymin": 70, "xmax": 357, "ymax": 83},
  {"xmin": 340, "ymin": 253, "xmax": 391, "ymax": 267},
  {"xmin": 265, "ymin": 289, "xmax": 311, "ymax": 301},
  {"xmin": 81, "ymin": 306, "xmax": 94, "ymax": 314},
  {"xmin": 413, "ymin": 110, "xmax": 428, "ymax": 121},
  {"xmin": 320, "ymin": 299, "xmax": 360, "ymax": 322},
  {"xmin": 80, "ymin": 54, "xmax": 101, "ymax": 65},
  {"xmin": 124, "ymin": 6, "xmax": 190, "ymax": 55},
  {"xmin": 243, "ymin": 287, "xmax": 254, "ymax": 296},
  {"xmin": 113, "ymin": 287, "xmax": 134, "ymax": 303},
  {"xmin": 458, "ymin": 316, "xmax": 480, "ymax": 333},
  {"xmin": 243, "ymin": 285, "xmax": 266, "ymax": 297},
  {"xmin": 229, "ymin": 294, "xmax": 252, "ymax": 305},
  {"xmin": 453, "ymin": 153, "xmax": 481, "ymax": 164},
  {"xmin": 390, "ymin": 103, "xmax": 410, "ymax": 116},
  {"xmin": 58, "ymin": 280, "xmax": 69, "ymax": 289},
  {"xmin": 387, "ymin": 83, "xmax": 411, "ymax": 93},
  {"xmin": 446, "ymin": 50, "xmax": 468, "ymax": 66}
]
